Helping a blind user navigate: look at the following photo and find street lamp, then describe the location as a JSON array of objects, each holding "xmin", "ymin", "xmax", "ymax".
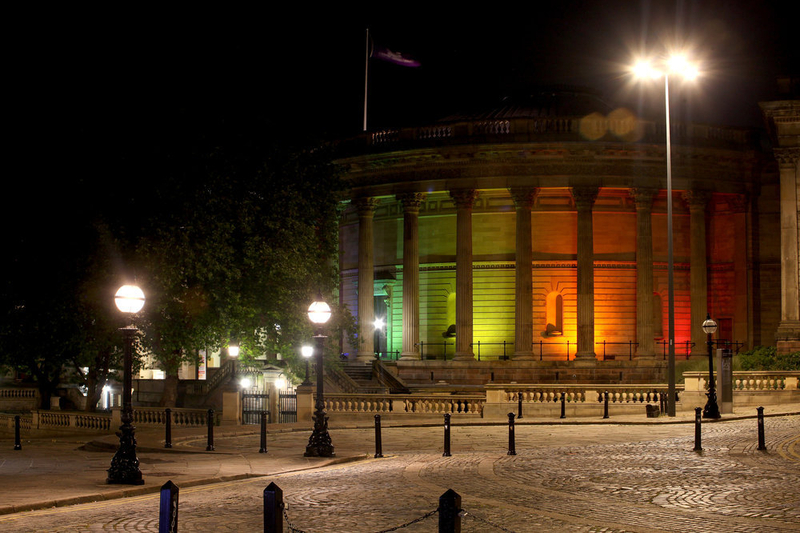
[
  {"xmin": 107, "ymin": 284, "xmax": 145, "ymax": 485},
  {"xmin": 228, "ymin": 345, "xmax": 240, "ymax": 357},
  {"xmin": 304, "ymin": 297, "xmax": 335, "ymax": 457},
  {"xmin": 374, "ymin": 316, "xmax": 385, "ymax": 359},
  {"xmin": 632, "ymin": 53, "xmax": 700, "ymax": 417},
  {"xmin": 301, "ymin": 345, "xmax": 313, "ymax": 385},
  {"xmin": 702, "ymin": 314, "xmax": 721, "ymax": 419}
]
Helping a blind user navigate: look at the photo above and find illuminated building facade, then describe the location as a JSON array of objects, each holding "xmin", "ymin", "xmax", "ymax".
[{"xmin": 334, "ymin": 88, "xmax": 797, "ymax": 384}]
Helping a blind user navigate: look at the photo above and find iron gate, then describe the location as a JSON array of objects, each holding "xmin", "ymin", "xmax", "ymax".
[
  {"xmin": 242, "ymin": 389, "xmax": 268, "ymax": 425},
  {"xmin": 279, "ymin": 390, "xmax": 297, "ymax": 423},
  {"xmin": 241, "ymin": 388, "xmax": 297, "ymax": 424}
]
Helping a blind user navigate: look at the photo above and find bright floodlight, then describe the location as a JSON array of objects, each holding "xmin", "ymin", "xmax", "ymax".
[
  {"xmin": 240, "ymin": 377, "xmax": 252, "ymax": 389},
  {"xmin": 633, "ymin": 60, "xmax": 659, "ymax": 79},
  {"xmin": 374, "ymin": 317, "xmax": 385, "ymax": 330},
  {"xmin": 301, "ymin": 345, "xmax": 313, "ymax": 358},
  {"xmin": 115, "ymin": 285, "xmax": 145, "ymax": 314},
  {"xmin": 308, "ymin": 299, "xmax": 332, "ymax": 324},
  {"xmin": 228, "ymin": 345, "xmax": 240, "ymax": 357}
]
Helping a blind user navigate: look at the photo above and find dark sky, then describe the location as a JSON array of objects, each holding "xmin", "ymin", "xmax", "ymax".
[{"xmin": 5, "ymin": 1, "xmax": 797, "ymax": 236}]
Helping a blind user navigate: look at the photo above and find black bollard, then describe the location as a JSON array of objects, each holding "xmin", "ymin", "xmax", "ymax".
[
  {"xmin": 158, "ymin": 480, "xmax": 179, "ymax": 533},
  {"xmin": 14, "ymin": 415, "xmax": 21, "ymax": 450},
  {"xmin": 757, "ymin": 406, "xmax": 767, "ymax": 451},
  {"xmin": 164, "ymin": 408, "xmax": 172, "ymax": 449},
  {"xmin": 507, "ymin": 412, "xmax": 516, "ymax": 455},
  {"xmin": 659, "ymin": 392, "xmax": 666, "ymax": 415},
  {"xmin": 442, "ymin": 413, "xmax": 452, "ymax": 457},
  {"xmin": 517, "ymin": 393, "xmax": 523, "ymax": 420},
  {"xmin": 693, "ymin": 407, "xmax": 702, "ymax": 452},
  {"xmin": 560, "ymin": 392, "xmax": 566, "ymax": 419},
  {"xmin": 263, "ymin": 482, "xmax": 284, "ymax": 533},
  {"xmin": 374, "ymin": 414, "xmax": 383, "ymax": 458},
  {"xmin": 603, "ymin": 391, "xmax": 609, "ymax": 419},
  {"xmin": 260, "ymin": 411, "xmax": 268, "ymax": 453},
  {"xmin": 206, "ymin": 409, "xmax": 215, "ymax": 451},
  {"xmin": 438, "ymin": 489, "xmax": 461, "ymax": 533}
]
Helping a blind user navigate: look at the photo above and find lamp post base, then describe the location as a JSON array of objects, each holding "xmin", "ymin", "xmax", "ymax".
[
  {"xmin": 106, "ymin": 423, "xmax": 144, "ymax": 485},
  {"xmin": 304, "ymin": 414, "xmax": 335, "ymax": 457},
  {"xmin": 703, "ymin": 391, "xmax": 721, "ymax": 419}
]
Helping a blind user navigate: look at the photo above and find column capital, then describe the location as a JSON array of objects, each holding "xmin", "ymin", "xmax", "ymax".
[
  {"xmin": 354, "ymin": 197, "xmax": 379, "ymax": 217},
  {"xmin": 774, "ymin": 147, "xmax": 800, "ymax": 168},
  {"xmin": 630, "ymin": 188, "xmax": 658, "ymax": 210},
  {"xmin": 681, "ymin": 190, "xmax": 712, "ymax": 211},
  {"xmin": 509, "ymin": 187, "xmax": 539, "ymax": 210},
  {"xmin": 397, "ymin": 192, "xmax": 426, "ymax": 213},
  {"xmin": 449, "ymin": 188, "xmax": 478, "ymax": 210},
  {"xmin": 570, "ymin": 186, "xmax": 599, "ymax": 210}
]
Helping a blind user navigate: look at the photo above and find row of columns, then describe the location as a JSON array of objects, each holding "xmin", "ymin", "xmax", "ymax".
[{"xmin": 352, "ymin": 187, "xmax": 714, "ymax": 362}]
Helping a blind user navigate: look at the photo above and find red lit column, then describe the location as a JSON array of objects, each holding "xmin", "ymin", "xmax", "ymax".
[
  {"xmin": 398, "ymin": 192, "xmax": 426, "ymax": 360},
  {"xmin": 510, "ymin": 187, "xmax": 538, "ymax": 360},
  {"xmin": 572, "ymin": 186, "xmax": 599, "ymax": 361},
  {"xmin": 450, "ymin": 189, "xmax": 478, "ymax": 361},
  {"xmin": 632, "ymin": 188, "xmax": 657, "ymax": 358},
  {"xmin": 355, "ymin": 197, "xmax": 378, "ymax": 362},
  {"xmin": 683, "ymin": 190, "xmax": 711, "ymax": 355}
]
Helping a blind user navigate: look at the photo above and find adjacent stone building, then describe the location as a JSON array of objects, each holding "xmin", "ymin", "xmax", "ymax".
[{"xmin": 333, "ymin": 86, "xmax": 798, "ymax": 385}]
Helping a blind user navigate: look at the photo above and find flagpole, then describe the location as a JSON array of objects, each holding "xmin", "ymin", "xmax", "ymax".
[{"xmin": 363, "ymin": 28, "xmax": 369, "ymax": 132}]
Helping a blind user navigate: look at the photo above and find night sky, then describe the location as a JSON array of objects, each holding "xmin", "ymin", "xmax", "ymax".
[{"xmin": 4, "ymin": 1, "xmax": 797, "ymax": 259}]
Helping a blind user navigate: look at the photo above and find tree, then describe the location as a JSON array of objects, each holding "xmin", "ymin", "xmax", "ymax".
[{"xmin": 132, "ymin": 113, "xmax": 348, "ymax": 405}]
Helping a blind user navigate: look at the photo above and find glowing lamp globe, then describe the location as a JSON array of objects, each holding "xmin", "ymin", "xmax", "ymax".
[
  {"xmin": 702, "ymin": 315, "xmax": 718, "ymax": 335},
  {"xmin": 228, "ymin": 345, "xmax": 240, "ymax": 357},
  {"xmin": 307, "ymin": 300, "xmax": 331, "ymax": 325},
  {"xmin": 115, "ymin": 285, "xmax": 145, "ymax": 314},
  {"xmin": 301, "ymin": 345, "xmax": 313, "ymax": 358}
]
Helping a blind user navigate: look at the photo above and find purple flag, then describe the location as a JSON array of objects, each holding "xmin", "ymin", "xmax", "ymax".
[{"xmin": 371, "ymin": 44, "xmax": 420, "ymax": 68}]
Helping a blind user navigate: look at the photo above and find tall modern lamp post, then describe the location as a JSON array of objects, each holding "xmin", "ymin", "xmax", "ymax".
[
  {"xmin": 107, "ymin": 284, "xmax": 145, "ymax": 485},
  {"xmin": 632, "ymin": 54, "xmax": 699, "ymax": 417},
  {"xmin": 304, "ymin": 297, "xmax": 335, "ymax": 457},
  {"xmin": 301, "ymin": 345, "xmax": 313, "ymax": 385},
  {"xmin": 702, "ymin": 314, "xmax": 721, "ymax": 419}
]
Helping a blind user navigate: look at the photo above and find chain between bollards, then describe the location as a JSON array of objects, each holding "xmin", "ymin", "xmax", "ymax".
[
  {"xmin": 206, "ymin": 409, "xmax": 215, "ymax": 451},
  {"xmin": 260, "ymin": 411, "xmax": 268, "ymax": 453},
  {"xmin": 442, "ymin": 413, "xmax": 452, "ymax": 457},
  {"xmin": 507, "ymin": 413, "xmax": 516, "ymax": 455},
  {"xmin": 693, "ymin": 407, "xmax": 702, "ymax": 452},
  {"xmin": 164, "ymin": 408, "xmax": 172, "ymax": 449},
  {"xmin": 374, "ymin": 414, "xmax": 383, "ymax": 458},
  {"xmin": 757, "ymin": 406, "xmax": 767, "ymax": 451}
]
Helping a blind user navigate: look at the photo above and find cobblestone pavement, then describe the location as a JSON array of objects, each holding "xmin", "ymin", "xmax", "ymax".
[{"xmin": 1, "ymin": 416, "xmax": 798, "ymax": 532}]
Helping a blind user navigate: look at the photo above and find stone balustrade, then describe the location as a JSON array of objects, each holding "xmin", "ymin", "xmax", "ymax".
[
  {"xmin": 682, "ymin": 371, "xmax": 799, "ymax": 407},
  {"xmin": 321, "ymin": 393, "xmax": 485, "ymax": 417}
]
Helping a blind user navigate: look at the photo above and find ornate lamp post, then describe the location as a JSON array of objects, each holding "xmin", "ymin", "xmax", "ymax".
[
  {"xmin": 304, "ymin": 297, "xmax": 335, "ymax": 457},
  {"xmin": 702, "ymin": 314, "xmax": 721, "ymax": 419},
  {"xmin": 631, "ymin": 54, "xmax": 700, "ymax": 417},
  {"xmin": 301, "ymin": 345, "xmax": 313, "ymax": 385},
  {"xmin": 107, "ymin": 284, "xmax": 145, "ymax": 485}
]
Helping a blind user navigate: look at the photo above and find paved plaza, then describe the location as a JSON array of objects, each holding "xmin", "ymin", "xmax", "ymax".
[{"xmin": 0, "ymin": 410, "xmax": 798, "ymax": 532}]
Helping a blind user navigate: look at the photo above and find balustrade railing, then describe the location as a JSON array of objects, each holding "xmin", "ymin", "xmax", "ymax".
[
  {"xmin": 322, "ymin": 393, "xmax": 485, "ymax": 416},
  {"xmin": 499, "ymin": 385, "xmax": 672, "ymax": 405},
  {"xmin": 683, "ymin": 371, "xmax": 799, "ymax": 392},
  {"xmin": 131, "ymin": 407, "xmax": 217, "ymax": 427}
]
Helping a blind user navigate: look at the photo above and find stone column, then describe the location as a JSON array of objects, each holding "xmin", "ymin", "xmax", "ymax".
[
  {"xmin": 450, "ymin": 189, "xmax": 478, "ymax": 360},
  {"xmin": 510, "ymin": 187, "xmax": 538, "ymax": 360},
  {"xmin": 631, "ymin": 188, "xmax": 657, "ymax": 358},
  {"xmin": 355, "ymin": 197, "xmax": 378, "ymax": 362},
  {"xmin": 398, "ymin": 192, "xmax": 426, "ymax": 360},
  {"xmin": 775, "ymin": 149, "xmax": 800, "ymax": 352},
  {"xmin": 683, "ymin": 190, "xmax": 711, "ymax": 355},
  {"xmin": 571, "ymin": 186, "xmax": 599, "ymax": 362}
]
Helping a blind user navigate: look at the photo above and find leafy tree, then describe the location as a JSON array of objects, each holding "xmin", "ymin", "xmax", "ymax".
[{"xmin": 132, "ymin": 113, "xmax": 349, "ymax": 405}]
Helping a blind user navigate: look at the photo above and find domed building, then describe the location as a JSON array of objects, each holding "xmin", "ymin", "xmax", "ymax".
[{"xmin": 333, "ymin": 85, "xmax": 799, "ymax": 386}]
